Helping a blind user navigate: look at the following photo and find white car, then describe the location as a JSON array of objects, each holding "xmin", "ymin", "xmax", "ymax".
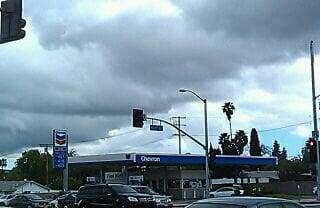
[
  {"xmin": 0, "ymin": 194, "xmax": 15, "ymax": 206},
  {"xmin": 209, "ymin": 187, "xmax": 244, "ymax": 198}
]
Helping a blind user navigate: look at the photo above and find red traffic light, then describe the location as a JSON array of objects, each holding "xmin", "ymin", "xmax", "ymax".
[{"xmin": 306, "ymin": 138, "xmax": 316, "ymax": 147}]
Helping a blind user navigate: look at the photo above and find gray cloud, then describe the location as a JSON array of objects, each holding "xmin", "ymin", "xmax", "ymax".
[{"xmin": 0, "ymin": 0, "xmax": 319, "ymax": 155}]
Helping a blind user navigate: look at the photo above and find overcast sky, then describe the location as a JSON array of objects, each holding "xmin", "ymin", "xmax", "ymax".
[{"xmin": 2, "ymin": 0, "xmax": 320, "ymax": 167}]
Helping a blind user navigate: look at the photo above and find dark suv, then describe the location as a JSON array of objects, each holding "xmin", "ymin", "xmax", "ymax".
[
  {"xmin": 8, "ymin": 194, "xmax": 50, "ymax": 208},
  {"xmin": 75, "ymin": 184, "xmax": 157, "ymax": 208},
  {"xmin": 130, "ymin": 186, "xmax": 172, "ymax": 208}
]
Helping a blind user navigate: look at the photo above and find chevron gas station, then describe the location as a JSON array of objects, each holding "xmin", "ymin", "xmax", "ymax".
[{"xmin": 69, "ymin": 152, "xmax": 277, "ymax": 199}]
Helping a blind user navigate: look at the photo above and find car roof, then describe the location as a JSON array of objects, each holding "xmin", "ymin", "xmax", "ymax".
[
  {"xmin": 216, "ymin": 187, "xmax": 236, "ymax": 189},
  {"xmin": 80, "ymin": 183, "xmax": 125, "ymax": 188},
  {"xmin": 130, "ymin": 185, "xmax": 148, "ymax": 188},
  {"xmin": 195, "ymin": 197, "xmax": 297, "ymax": 206}
]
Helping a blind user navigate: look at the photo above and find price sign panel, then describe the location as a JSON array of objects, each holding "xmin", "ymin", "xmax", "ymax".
[{"xmin": 53, "ymin": 129, "xmax": 68, "ymax": 169}]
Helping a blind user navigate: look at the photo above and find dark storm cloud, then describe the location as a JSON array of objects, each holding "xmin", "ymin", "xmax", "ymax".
[
  {"xmin": 176, "ymin": 0, "xmax": 320, "ymax": 63},
  {"xmin": 1, "ymin": 0, "xmax": 319, "ymax": 154},
  {"xmin": 178, "ymin": 0, "xmax": 320, "ymax": 40},
  {"xmin": 25, "ymin": 0, "xmax": 320, "ymax": 89}
]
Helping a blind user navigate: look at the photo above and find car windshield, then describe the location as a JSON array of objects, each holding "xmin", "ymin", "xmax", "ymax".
[
  {"xmin": 134, "ymin": 187, "xmax": 158, "ymax": 195},
  {"xmin": 110, "ymin": 185, "xmax": 137, "ymax": 194},
  {"xmin": 25, "ymin": 194, "xmax": 43, "ymax": 200},
  {"xmin": 187, "ymin": 203, "xmax": 245, "ymax": 208},
  {"xmin": 216, "ymin": 187, "xmax": 233, "ymax": 192}
]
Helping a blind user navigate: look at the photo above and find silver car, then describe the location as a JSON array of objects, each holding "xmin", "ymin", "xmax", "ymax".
[
  {"xmin": 209, "ymin": 187, "xmax": 244, "ymax": 198},
  {"xmin": 186, "ymin": 197, "xmax": 304, "ymax": 208}
]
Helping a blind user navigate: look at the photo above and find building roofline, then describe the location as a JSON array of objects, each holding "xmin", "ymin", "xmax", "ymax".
[{"xmin": 69, "ymin": 152, "xmax": 277, "ymax": 166}]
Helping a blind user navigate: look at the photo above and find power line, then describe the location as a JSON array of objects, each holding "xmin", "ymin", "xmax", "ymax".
[
  {"xmin": 0, "ymin": 129, "xmax": 144, "ymax": 158},
  {"xmin": 185, "ymin": 116, "xmax": 225, "ymax": 119},
  {"xmin": 76, "ymin": 129, "xmax": 144, "ymax": 144},
  {"xmin": 0, "ymin": 119, "xmax": 315, "ymax": 158},
  {"xmin": 258, "ymin": 121, "xmax": 311, "ymax": 133},
  {"xmin": 190, "ymin": 120, "xmax": 313, "ymax": 138}
]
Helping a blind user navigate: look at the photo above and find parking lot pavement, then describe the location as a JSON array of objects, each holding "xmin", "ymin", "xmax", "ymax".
[
  {"xmin": 173, "ymin": 198, "xmax": 320, "ymax": 207},
  {"xmin": 173, "ymin": 200, "xmax": 194, "ymax": 207}
]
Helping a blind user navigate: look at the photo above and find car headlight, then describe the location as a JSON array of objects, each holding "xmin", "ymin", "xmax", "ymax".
[
  {"xmin": 167, "ymin": 198, "xmax": 171, "ymax": 203},
  {"xmin": 128, "ymin": 197, "xmax": 138, "ymax": 202},
  {"xmin": 155, "ymin": 198, "xmax": 161, "ymax": 203},
  {"xmin": 33, "ymin": 202, "xmax": 40, "ymax": 206}
]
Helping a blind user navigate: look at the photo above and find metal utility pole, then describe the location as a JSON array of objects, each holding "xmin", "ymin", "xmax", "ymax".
[
  {"xmin": 172, "ymin": 116, "xmax": 186, "ymax": 199},
  {"xmin": 39, "ymin": 143, "xmax": 52, "ymax": 187},
  {"xmin": 172, "ymin": 116, "xmax": 186, "ymax": 154},
  {"xmin": 310, "ymin": 40, "xmax": 320, "ymax": 199}
]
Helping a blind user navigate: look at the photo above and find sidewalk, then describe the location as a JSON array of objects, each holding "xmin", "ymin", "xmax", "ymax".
[{"xmin": 297, "ymin": 198, "xmax": 320, "ymax": 204}]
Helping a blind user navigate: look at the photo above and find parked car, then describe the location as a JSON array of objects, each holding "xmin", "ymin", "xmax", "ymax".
[
  {"xmin": 8, "ymin": 194, "xmax": 50, "ymax": 208},
  {"xmin": 0, "ymin": 194, "xmax": 15, "ymax": 206},
  {"xmin": 186, "ymin": 197, "xmax": 304, "ymax": 208},
  {"xmin": 209, "ymin": 187, "xmax": 244, "ymax": 198},
  {"xmin": 75, "ymin": 184, "xmax": 157, "ymax": 208},
  {"xmin": 130, "ymin": 185, "xmax": 172, "ymax": 208},
  {"xmin": 49, "ymin": 193, "xmax": 76, "ymax": 208}
]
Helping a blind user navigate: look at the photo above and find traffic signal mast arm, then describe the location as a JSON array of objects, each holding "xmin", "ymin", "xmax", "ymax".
[{"xmin": 146, "ymin": 116, "xmax": 206, "ymax": 150}]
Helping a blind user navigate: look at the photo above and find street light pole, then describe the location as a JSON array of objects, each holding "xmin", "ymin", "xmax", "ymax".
[
  {"xmin": 179, "ymin": 89, "xmax": 210, "ymax": 197},
  {"xmin": 204, "ymin": 99, "xmax": 210, "ymax": 196},
  {"xmin": 310, "ymin": 40, "xmax": 320, "ymax": 199}
]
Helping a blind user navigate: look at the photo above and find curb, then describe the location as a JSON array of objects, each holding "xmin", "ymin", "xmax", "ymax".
[{"xmin": 298, "ymin": 201, "xmax": 320, "ymax": 204}]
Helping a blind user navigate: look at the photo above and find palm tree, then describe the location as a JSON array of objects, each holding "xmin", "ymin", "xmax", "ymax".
[
  {"xmin": 222, "ymin": 102, "xmax": 235, "ymax": 139},
  {"xmin": 234, "ymin": 130, "xmax": 248, "ymax": 155}
]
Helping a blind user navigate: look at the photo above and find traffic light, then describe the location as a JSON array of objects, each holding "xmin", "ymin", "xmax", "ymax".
[
  {"xmin": 132, "ymin": 109, "xmax": 144, "ymax": 128},
  {"xmin": 306, "ymin": 137, "xmax": 317, "ymax": 163},
  {"xmin": 1, "ymin": 0, "xmax": 26, "ymax": 43}
]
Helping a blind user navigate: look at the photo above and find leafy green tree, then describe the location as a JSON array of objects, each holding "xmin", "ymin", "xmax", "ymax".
[
  {"xmin": 261, "ymin": 144, "xmax": 272, "ymax": 155},
  {"xmin": 68, "ymin": 148, "xmax": 78, "ymax": 157},
  {"xmin": 50, "ymin": 176, "xmax": 82, "ymax": 190},
  {"xmin": 272, "ymin": 140, "xmax": 281, "ymax": 158},
  {"xmin": 222, "ymin": 102, "xmax": 235, "ymax": 139},
  {"xmin": 7, "ymin": 150, "xmax": 60, "ymax": 188},
  {"xmin": 213, "ymin": 147, "xmax": 222, "ymax": 156},
  {"xmin": 233, "ymin": 130, "xmax": 248, "ymax": 155},
  {"xmin": 279, "ymin": 147, "xmax": 288, "ymax": 161},
  {"xmin": 208, "ymin": 143, "xmax": 221, "ymax": 160},
  {"xmin": 250, "ymin": 128, "xmax": 262, "ymax": 156},
  {"xmin": 12, "ymin": 150, "xmax": 47, "ymax": 184},
  {"xmin": 277, "ymin": 157, "xmax": 309, "ymax": 181},
  {"xmin": 7, "ymin": 149, "xmax": 82, "ymax": 190},
  {"xmin": 219, "ymin": 133, "xmax": 238, "ymax": 155}
]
